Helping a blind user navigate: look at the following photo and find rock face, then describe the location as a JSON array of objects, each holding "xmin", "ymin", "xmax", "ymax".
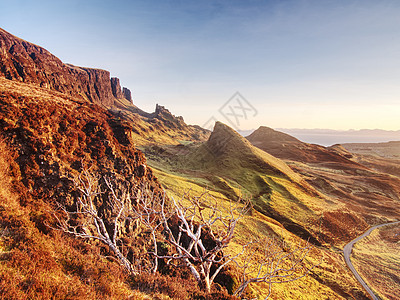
[
  {"xmin": 111, "ymin": 77, "xmax": 123, "ymax": 99},
  {"xmin": 123, "ymin": 87, "xmax": 132, "ymax": 102},
  {"xmin": 0, "ymin": 27, "xmax": 131, "ymax": 107},
  {"xmin": 153, "ymin": 104, "xmax": 186, "ymax": 129},
  {"xmin": 0, "ymin": 28, "xmax": 210, "ymax": 145}
]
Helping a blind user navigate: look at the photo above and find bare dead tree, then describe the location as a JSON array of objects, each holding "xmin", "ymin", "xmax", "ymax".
[
  {"xmin": 50, "ymin": 169, "xmax": 317, "ymax": 297},
  {"xmin": 233, "ymin": 237, "xmax": 318, "ymax": 299},
  {"xmin": 155, "ymin": 191, "xmax": 251, "ymax": 293},
  {"xmin": 130, "ymin": 186, "xmax": 166, "ymax": 274},
  {"xmin": 152, "ymin": 191, "xmax": 318, "ymax": 297},
  {"xmin": 50, "ymin": 168, "xmax": 139, "ymax": 275}
]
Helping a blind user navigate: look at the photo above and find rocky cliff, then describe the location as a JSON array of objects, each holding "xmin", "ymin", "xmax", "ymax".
[
  {"xmin": 0, "ymin": 74, "xmax": 175, "ymax": 299},
  {"xmin": 0, "ymin": 27, "xmax": 131, "ymax": 106},
  {"xmin": 0, "ymin": 76, "xmax": 162, "ymax": 212},
  {"xmin": 111, "ymin": 77, "xmax": 123, "ymax": 99},
  {"xmin": 123, "ymin": 87, "xmax": 132, "ymax": 102}
]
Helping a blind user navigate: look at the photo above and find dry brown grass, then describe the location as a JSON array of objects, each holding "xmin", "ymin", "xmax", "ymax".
[
  {"xmin": 130, "ymin": 272, "xmax": 236, "ymax": 300},
  {"xmin": 0, "ymin": 139, "xmax": 134, "ymax": 299},
  {"xmin": 352, "ymin": 224, "xmax": 400, "ymax": 300}
]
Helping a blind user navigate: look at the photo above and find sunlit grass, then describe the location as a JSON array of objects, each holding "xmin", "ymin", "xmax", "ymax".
[
  {"xmin": 149, "ymin": 158, "xmax": 361, "ymax": 299},
  {"xmin": 352, "ymin": 224, "xmax": 400, "ymax": 300}
]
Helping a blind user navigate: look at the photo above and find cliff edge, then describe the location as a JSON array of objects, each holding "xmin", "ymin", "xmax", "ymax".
[{"xmin": 0, "ymin": 27, "xmax": 131, "ymax": 106}]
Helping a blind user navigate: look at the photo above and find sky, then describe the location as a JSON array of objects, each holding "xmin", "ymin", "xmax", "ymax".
[{"xmin": 1, "ymin": 0, "xmax": 400, "ymax": 132}]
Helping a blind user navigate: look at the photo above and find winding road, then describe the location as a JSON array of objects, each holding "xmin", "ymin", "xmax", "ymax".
[{"xmin": 343, "ymin": 221, "xmax": 400, "ymax": 300}]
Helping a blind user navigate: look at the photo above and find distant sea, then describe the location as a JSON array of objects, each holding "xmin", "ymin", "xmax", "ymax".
[{"xmin": 238, "ymin": 129, "xmax": 400, "ymax": 147}]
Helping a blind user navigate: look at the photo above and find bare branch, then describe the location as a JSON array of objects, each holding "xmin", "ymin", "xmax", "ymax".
[
  {"xmin": 233, "ymin": 238, "xmax": 319, "ymax": 299},
  {"xmin": 49, "ymin": 169, "xmax": 317, "ymax": 297},
  {"xmin": 154, "ymin": 191, "xmax": 251, "ymax": 293},
  {"xmin": 50, "ymin": 170, "xmax": 138, "ymax": 275}
]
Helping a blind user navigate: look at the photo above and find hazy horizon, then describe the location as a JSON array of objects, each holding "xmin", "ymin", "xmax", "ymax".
[
  {"xmin": 2, "ymin": 0, "xmax": 400, "ymax": 131},
  {"xmin": 237, "ymin": 127, "xmax": 400, "ymax": 146}
]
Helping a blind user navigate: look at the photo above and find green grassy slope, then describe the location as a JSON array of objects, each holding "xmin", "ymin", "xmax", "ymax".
[
  {"xmin": 146, "ymin": 122, "xmax": 336, "ymax": 244},
  {"xmin": 143, "ymin": 122, "xmax": 369, "ymax": 299}
]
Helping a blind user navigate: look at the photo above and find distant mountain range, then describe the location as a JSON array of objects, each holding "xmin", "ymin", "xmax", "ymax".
[{"xmin": 240, "ymin": 128, "xmax": 400, "ymax": 146}]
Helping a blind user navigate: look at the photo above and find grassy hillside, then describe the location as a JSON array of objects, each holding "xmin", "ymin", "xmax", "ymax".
[
  {"xmin": 0, "ymin": 74, "xmax": 382, "ymax": 300},
  {"xmin": 0, "ymin": 78, "xmax": 234, "ymax": 299},
  {"xmin": 145, "ymin": 122, "xmax": 354, "ymax": 244},
  {"xmin": 111, "ymin": 97, "xmax": 210, "ymax": 146},
  {"xmin": 342, "ymin": 141, "xmax": 400, "ymax": 160},
  {"xmin": 0, "ymin": 77, "xmax": 370, "ymax": 299},
  {"xmin": 352, "ymin": 223, "xmax": 400, "ymax": 300},
  {"xmin": 247, "ymin": 126, "xmax": 400, "ymax": 244},
  {"xmin": 143, "ymin": 122, "xmax": 369, "ymax": 299}
]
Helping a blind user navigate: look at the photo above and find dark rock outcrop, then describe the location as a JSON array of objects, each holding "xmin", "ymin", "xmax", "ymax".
[
  {"xmin": 111, "ymin": 77, "xmax": 123, "ymax": 99},
  {"xmin": 0, "ymin": 27, "xmax": 118, "ymax": 106},
  {"xmin": 111, "ymin": 78, "xmax": 132, "ymax": 101},
  {"xmin": 153, "ymin": 104, "xmax": 186, "ymax": 129},
  {"xmin": 123, "ymin": 87, "xmax": 132, "ymax": 102}
]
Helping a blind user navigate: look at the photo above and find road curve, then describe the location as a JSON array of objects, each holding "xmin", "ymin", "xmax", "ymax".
[{"xmin": 343, "ymin": 221, "xmax": 400, "ymax": 300}]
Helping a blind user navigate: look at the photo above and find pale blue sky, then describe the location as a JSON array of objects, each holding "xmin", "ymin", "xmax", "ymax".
[{"xmin": 1, "ymin": 0, "xmax": 400, "ymax": 131}]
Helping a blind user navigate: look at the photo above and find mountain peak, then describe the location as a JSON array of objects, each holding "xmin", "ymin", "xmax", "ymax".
[
  {"xmin": 248, "ymin": 126, "xmax": 301, "ymax": 143},
  {"xmin": 247, "ymin": 126, "xmax": 365, "ymax": 168},
  {"xmin": 212, "ymin": 121, "xmax": 249, "ymax": 139},
  {"xmin": 206, "ymin": 121, "xmax": 252, "ymax": 156}
]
